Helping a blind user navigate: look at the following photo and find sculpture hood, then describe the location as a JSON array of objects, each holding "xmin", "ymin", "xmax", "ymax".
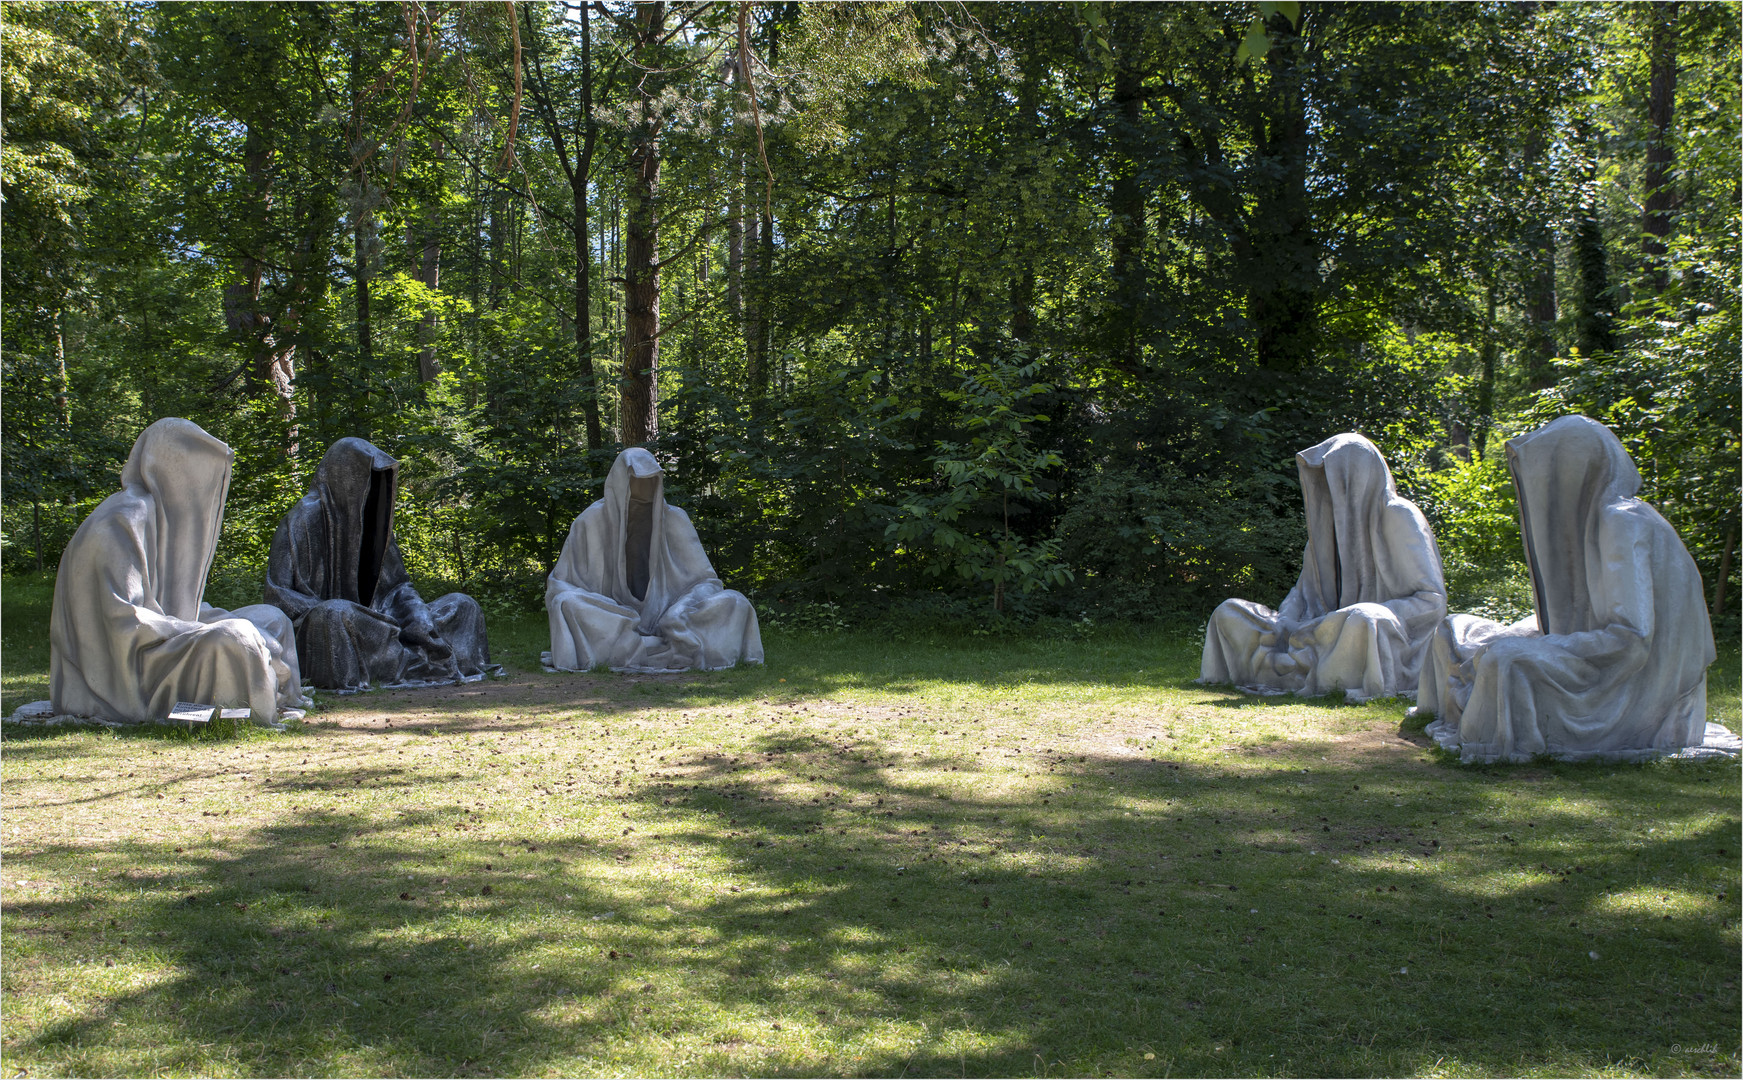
[
  {"xmin": 1293, "ymin": 432, "xmax": 1445, "ymax": 617},
  {"xmin": 117, "ymin": 417, "xmax": 235, "ymax": 621},
  {"xmin": 546, "ymin": 448, "xmax": 762, "ymax": 673},
  {"xmin": 1504, "ymin": 414, "xmax": 1713, "ymax": 664},
  {"xmin": 1506, "ymin": 415, "xmax": 1645, "ymax": 637},
  {"xmin": 549, "ymin": 448, "xmax": 721, "ymax": 632},
  {"xmin": 265, "ymin": 438, "xmax": 403, "ymax": 614}
]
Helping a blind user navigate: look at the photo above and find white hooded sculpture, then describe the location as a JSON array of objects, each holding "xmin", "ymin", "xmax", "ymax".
[
  {"xmin": 544, "ymin": 448, "xmax": 763, "ymax": 673},
  {"xmin": 48, "ymin": 418, "xmax": 305, "ymax": 724},
  {"xmin": 1413, "ymin": 415, "xmax": 1727, "ymax": 762},
  {"xmin": 1200, "ymin": 433, "xmax": 1447, "ymax": 702}
]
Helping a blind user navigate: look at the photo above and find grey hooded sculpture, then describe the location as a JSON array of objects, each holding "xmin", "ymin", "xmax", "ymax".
[
  {"xmin": 1413, "ymin": 416, "xmax": 1728, "ymax": 762},
  {"xmin": 265, "ymin": 438, "xmax": 498, "ymax": 691},
  {"xmin": 544, "ymin": 447, "xmax": 762, "ymax": 673},
  {"xmin": 49, "ymin": 418, "xmax": 305, "ymax": 724},
  {"xmin": 1201, "ymin": 433, "xmax": 1447, "ymax": 702}
]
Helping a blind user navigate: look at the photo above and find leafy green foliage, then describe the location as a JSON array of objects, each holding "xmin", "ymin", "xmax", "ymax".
[
  {"xmin": 1, "ymin": 1, "xmax": 1735, "ymax": 634},
  {"xmin": 887, "ymin": 351, "xmax": 1070, "ymax": 612}
]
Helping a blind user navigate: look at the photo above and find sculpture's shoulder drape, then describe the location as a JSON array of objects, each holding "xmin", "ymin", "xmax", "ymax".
[
  {"xmin": 1422, "ymin": 416, "xmax": 1718, "ymax": 762},
  {"xmin": 51, "ymin": 418, "xmax": 281, "ymax": 723},
  {"xmin": 547, "ymin": 448, "xmax": 761, "ymax": 672}
]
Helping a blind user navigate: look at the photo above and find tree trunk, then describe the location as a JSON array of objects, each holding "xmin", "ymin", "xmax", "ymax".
[
  {"xmin": 416, "ymin": 138, "xmax": 444, "ymax": 384},
  {"xmin": 1643, "ymin": 1, "xmax": 1679, "ymax": 294},
  {"xmin": 742, "ymin": 166, "xmax": 764, "ymax": 398},
  {"xmin": 1108, "ymin": 40, "xmax": 1145, "ymax": 364},
  {"xmin": 530, "ymin": 0, "xmax": 604, "ymax": 449},
  {"xmin": 620, "ymin": 1, "xmax": 666, "ymax": 447},
  {"xmin": 1011, "ymin": 60, "xmax": 1039, "ymax": 344},
  {"xmin": 416, "ymin": 230, "xmax": 441, "ymax": 382},
  {"xmin": 1248, "ymin": 10, "xmax": 1317, "ymax": 373},
  {"xmin": 222, "ymin": 119, "xmax": 298, "ymax": 448},
  {"xmin": 1521, "ymin": 222, "xmax": 1558, "ymax": 390},
  {"xmin": 355, "ymin": 211, "xmax": 374, "ymax": 368},
  {"xmin": 350, "ymin": 26, "xmax": 373, "ymax": 378},
  {"xmin": 573, "ymin": 176, "xmax": 602, "ymax": 448},
  {"xmin": 223, "ymin": 123, "xmax": 271, "ymax": 348},
  {"xmin": 1472, "ymin": 280, "xmax": 1498, "ymax": 460},
  {"xmin": 1715, "ymin": 525, "xmax": 1736, "ymax": 621},
  {"xmin": 51, "ymin": 307, "xmax": 68, "ymax": 424},
  {"xmin": 1572, "ymin": 122, "xmax": 1614, "ymax": 357},
  {"xmin": 727, "ymin": 152, "xmax": 744, "ymax": 318},
  {"xmin": 756, "ymin": 8, "xmax": 780, "ymax": 390},
  {"xmin": 758, "ymin": 200, "xmax": 774, "ymax": 387}
]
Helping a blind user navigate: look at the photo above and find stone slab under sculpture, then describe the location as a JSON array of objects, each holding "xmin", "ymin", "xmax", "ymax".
[
  {"xmin": 265, "ymin": 438, "xmax": 499, "ymax": 692},
  {"xmin": 545, "ymin": 447, "xmax": 762, "ymax": 673},
  {"xmin": 1412, "ymin": 415, "xmax": 1730, "ymax": 763},
  {"xmin": 1200, "ymin": 432, "xmax": 1447, "ymax": 702},
  {"xmin": 48, "ymin": 418, "xmax": 306, "ymax": 725}
]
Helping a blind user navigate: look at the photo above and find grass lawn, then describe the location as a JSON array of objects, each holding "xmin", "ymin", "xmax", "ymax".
[{"xmin": 2, "ymin": 570, "xmax": 1739, "ymax": 1078}]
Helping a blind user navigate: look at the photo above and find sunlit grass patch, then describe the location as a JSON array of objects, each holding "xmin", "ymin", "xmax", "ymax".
[{"xmin": 2, "ymin": 590, "xmax": 1739, "ymax": 1077}]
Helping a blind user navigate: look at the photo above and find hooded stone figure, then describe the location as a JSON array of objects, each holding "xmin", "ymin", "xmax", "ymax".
[
  {"xmin": 265, "ymin": 438, "xmax": 498, "ymax": 691},
  {"xmin": 1201, "ymin": 433, "xmax": 1447, "ymax": 702},
  {"xmin": 545, "ymin": 448, "xmax": 762, "ymax": 673},
  {"xmin": 1413, "ymin": 416, "xmax": 1727, "ymax": 763},
  {"xmin": 49, "ymin": 418, "xmax": 305, "ymax": 724}
]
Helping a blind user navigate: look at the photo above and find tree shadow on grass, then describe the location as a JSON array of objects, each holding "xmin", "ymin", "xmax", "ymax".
[
  {"xmin": 9, "ymin": 815, "xmax": 638, "ymax": 1077},
  {"xmin": 5, "ymin": 714, "xmax": 1740, "ymax": 1075},
  {"xmin": 607, "ymin": 737, "xmax": 1740, "ymax": 1076}
]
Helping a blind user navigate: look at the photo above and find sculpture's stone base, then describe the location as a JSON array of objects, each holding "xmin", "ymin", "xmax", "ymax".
[
  {"xmin": 316, "ymin": 668, "xmax": 502, "ymax": 696},
  {"xmin": 7, "ymin": 698, "xmax": 301, "ymax": 730},
  {"xmin": 1425, "ymin": 717, "xmax": 1741, "ymax": 763}
]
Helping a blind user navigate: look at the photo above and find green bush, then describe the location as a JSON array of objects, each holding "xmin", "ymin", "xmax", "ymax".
[{"xmin": 1053, "ymin": 463, "xmax": 1307, "ymax": 622}]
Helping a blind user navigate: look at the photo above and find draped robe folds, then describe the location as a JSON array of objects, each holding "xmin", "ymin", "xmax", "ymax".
[
  {"xmin": 545, "ymin": 448, "xmax": 763, "ymax": 673},
  {"xmin": 265, "ymin": 438, "xmax": 499, "ymax": 692},
  {"xmin": 48, "ymin": 418, "xmax": 305, "ymax": 724},
  {"xmin": 1200, "ymin": 433, "xmax": 1447, "ymax": 702},
  {"xmin": 1413, "ymin": 415, "xmax": 1729, "ymax": 763}
]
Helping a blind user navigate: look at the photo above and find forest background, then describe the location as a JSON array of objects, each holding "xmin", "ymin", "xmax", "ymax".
[{"xmin": 3, "ymin": 0, "xmax": 1737, "ymax": 637}]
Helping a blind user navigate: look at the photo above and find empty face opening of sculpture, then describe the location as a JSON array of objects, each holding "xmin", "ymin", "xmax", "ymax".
[
  {"xmin": 357, "ymin": 465, "xmax": 396, "ymax": 608},
  {"xmin": 1505, "ymin": 443, "xmax": 1550, "ymax": 628},
  {"xmin": 624, "ymin": 471, "xmax": 660, "ymax": 603},
  {"xmin": 1299, "ymin": 460, "xmax": 1345, "ymax": 603}
]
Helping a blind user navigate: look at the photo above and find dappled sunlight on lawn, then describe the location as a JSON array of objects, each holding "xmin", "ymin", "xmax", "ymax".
[{"xmin": 2, "ymin": 608, "xmax": 1739, "ymax": 1077}]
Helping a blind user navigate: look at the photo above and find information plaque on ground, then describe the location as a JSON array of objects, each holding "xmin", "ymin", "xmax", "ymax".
[{"xmin": 166, "ymin": 702, "xmax": 214, "ymax": 725}]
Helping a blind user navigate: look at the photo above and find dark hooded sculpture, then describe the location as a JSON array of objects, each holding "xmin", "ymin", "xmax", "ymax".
[
  {"xmin": 265, "ymin": 438, "xmax": 498, "ymax": 691},
  {"xmin": 545, "ymin": 448, "xmax": 762, "ymax": 673},
  {"xmin": 1201, "ymin": 433, "xmax": 1447, "ymax": 702},
  {"xmin": 1413, "ymin": 416, "xmax": 1726, "ymax": 762},
  {"xmin": 49, "ymin": 418, "xmax": 305, "ymax": 724}
]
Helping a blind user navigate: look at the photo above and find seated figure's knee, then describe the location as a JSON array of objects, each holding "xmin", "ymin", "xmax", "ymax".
[
  {"xmin": 232, "ymin": 602, "xmax": 292, "ymax": 634},
  {"xmin": 1344, "ymin": 602, "xmax": 1394, "ymax": 628},
  {"xmin": 305, "ymin": 598, "xmax": 358, "ymax": 628},
  {"xmin": 434, "ymin": 592, "xmax": 482, "ymax": 618},
  {"xmin": 1481, "ymin": 636, "xmax": 1537, "ymax": 669},
  {"xmin": 201, "ymin": 617, "xmax": 271, "ymax": 658},
  {"xmin": 299, "ymin": 600, "xmax": 374, "ymax": 659}
]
